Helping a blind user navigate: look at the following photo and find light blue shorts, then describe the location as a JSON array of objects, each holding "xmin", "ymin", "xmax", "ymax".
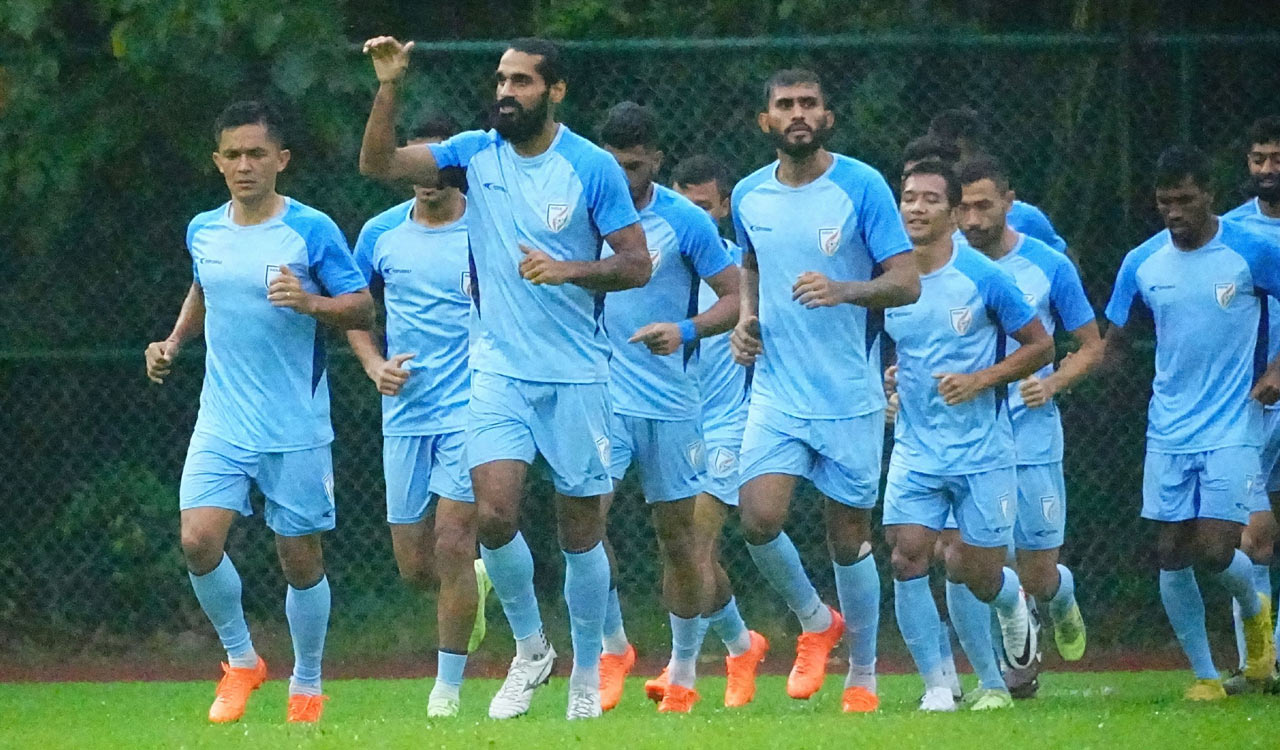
[
  {"xmin": 1252, "ymin": 409, "xmax": 1280, "ymax": 512},
  {"xmin": 739, "ymin": 403, "xmax": 884, "ymax": 509},
  {"xmin": 702, "ymin": 422, "xmax": 745, "ymax": 507},
  {"xmin": 179, "ymin": 432, "xmax": 335, "ymax": 537},
  {"xmin": 1012, "ymin": 462, "xmax": 1068, "ymax": 551},
  {"xmin": 1142, "ymin": 447, "xmax": 1259, "ymax": 525},
  {"xmin": 384, "ymin": 432, "xmax": 474, "ymax": 524},
  {"xmin": 467, "ymin": 371, "xmax": 613, "ymax": 498},
  {"xmin": 609, "ymin": 413, "xmax": 707, "ymax": 503},
  {"xmin": 883, "ymin": 463, "xmax": 1016, "ymax": 549}
]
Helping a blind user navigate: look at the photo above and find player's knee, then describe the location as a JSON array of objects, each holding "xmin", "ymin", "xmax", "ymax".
[
  {"xmin": 1155, "ymin": 535, "xmax": 1190, "ymax": 571},
  {"xmin": 396, "ymin": 555, "xmax": 434, "ymax": 591},
  {"xmin": 434, "ymin": 529, "xmax": 475, "ymax": 571},
  {"xmin": 180, "ymin": 526, "xmax": 225, "ymax": 574},
  {"xmin": 739, "ymin": 508, "xmax": 783, "ymax": 546},
  {"xmin": 475, "ymin": 507, "xmax": 517, "ymax": 550},
  {"xmin": 890, "ymin": 545, "xmax": 930, "ymax": 581},
  {"xmin": 277, "ymin": 537, "xmax": 325, "ymax": 589}
]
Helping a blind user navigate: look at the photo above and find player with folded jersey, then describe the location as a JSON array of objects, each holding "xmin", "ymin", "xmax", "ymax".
[
  {"xmin": 729, "ymin": 69, "xmax": 920, "ymax": 713},
  {"xmin": 1104, "ymin": 146, "xmax": 1279, "ymax": 701},
  {"xmin": 144, "ymin": 100, "xmax": 374, "ymax": 725}
]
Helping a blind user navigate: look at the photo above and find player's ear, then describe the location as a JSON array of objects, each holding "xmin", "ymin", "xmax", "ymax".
[
  {"xmin": 548, "ymin": 79, "xmax": 567, "ymax": 105},
  {"xmin": 277, "ymin": 148, "xmax": 291, "ymax": 173},
  {"xmin": 823, "ymin": 109, "xmax": 835, "ymax": 129},
  {"xmin": 654, "ymin": 150, "xmax": 664, "ymax": 173},
  {"xmin": 756, "ymin": 111, "xmax": 770, "ymax": 135},
  {"xmin": 1005, "ymin": 189, "xmax": 1016, "ymax": 206}
]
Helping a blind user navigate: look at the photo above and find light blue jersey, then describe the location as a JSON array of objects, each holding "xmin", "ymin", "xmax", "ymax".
[
  {"xmin": 428, "ymin": 125, "xmax": 639, "ymax": 384},
  {"xmin": 992, "ymin": 234, "xmax": 1095, "ymax": 465},
  {"xmin": 885, "ymin": 244, "xmax": 1037, "ymax": 474},
  {"xmin": 1009, "ymin": 200, "xmax": 1068, "ymax": 254},
  {"xmin": 1105, "ymin": 219, "xmax": 1280, "ymax": 452},
  {"xmin": 1224, "ymin": 198, "xmax": 1280, "ymax": 392},
  {"xmin": 353, "ymin": 199, "xmax": 471, "ymax": 436},
  {"xmin": 732, "ymin": 154, "xmax": 913, "ymax": 419},
  {"xmin": 603, "ymin": 184, "xmax": 732, "ymax": 420},
  {"xmin": 186, "ymin": 198, "xmax": 367, "ymax": 452},
  {"xmin": 697, "ymin": 238, "xmax": 749, "ymax": 435}
]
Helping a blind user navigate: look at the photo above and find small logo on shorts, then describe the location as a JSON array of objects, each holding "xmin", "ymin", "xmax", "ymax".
[
  {"xmin": 1040, "ymin": 494, "xmax": 1058, "ymax": 522},
  {"xmin": 818, "ymin": 227, "xmax": 841, "ymax": 257},
  {"xmin": 460, "ymin": 270, "xmax": 473, "ymax": 297},
  {"xmin": 546, "ymin": 203, "xmax": 571, "ymax": 232},
  {"xmin": 1215, "ymin": 282, "xmax": 1236, "ymax": 309},
  {"xmin": 687, "ymin": 440, "xmax": 706, "ymax": 470},
  {"xmin": 323, "ymin": 473, "xmax": 335, "ymax": 505},
  {"xmin": 998, "ymin": 492, "xmax": 1012, "ymax": 520},
  {"xmin": 712, "ymin": 447, "xmax": 737, "ymax": 475},
  {"xmin": 594, "ymin": 435, "xmax": 611, "ymax": 467},
  {"xmin": 949, "ymin": 307, "xmax": 973, "ymax": 335},
  {"xmin": 649, "ymin": 249, "xmax": 662, "ymax": 274}
]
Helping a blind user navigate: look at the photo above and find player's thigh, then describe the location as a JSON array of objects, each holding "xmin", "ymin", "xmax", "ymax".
[
  {"xmin": 693, "ymin": 492, "xmax": 731, "ymax": 553},
  {"xmin": 529, "ymin": 380, "xmax": 613, "ymax": 499},
  {"xmin": 1013, "ymin": 462, "xmax": 1067, "ymax": 552},
  {"xmin": 257, "ymin": 443, "xmax": 336, "ymax": 537},
  {"xmin": 952, "ymin": 467, "xmax": 1017, "ymax": 551},
  {"xmin": 433, "ymin": 497, "xmax": 478, "ymax": 567},
  {"xmin": 1141, "ymin": 450, "xmax": 1199, "ymax": 523},
  {"xmin": 384, "ymin": 435, "xmax": 436, "ymax": 525},
  {"xmin": 810, "ymin": 410, "xmax": 884, "ymax": 511},
  {"xmin": 466, "ymin": 371, "xmax": 537, "ymax": 494},
  {"xmin": 650, "ymin": 496, "xmax": 699, "ymax": 561},
  {"xmin": 1196, "ymin": 446, "xmax": 1258, "ymax": 526},
  {"xmin": 882, "ymin": 463, "xmax": 951, "ymax": 539},
  {"xmin": 632, "ymin": 417, "xmax": 708, "ymax": 505}
]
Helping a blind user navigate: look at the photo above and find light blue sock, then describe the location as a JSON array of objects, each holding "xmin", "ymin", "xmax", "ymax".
[
  {"xmin": 1219, "ymin": 550, "xmax": 1261, "ymax": 619},
  {"xmin": 991, "ymin": 567, "xmax": 1023, "ymax": 618},
  {"xmin": 707, "ymin": 597, "xmax": 750, "ymax": 656},
  {"xmin": 894, "ymin": 576, "xmax": 945, "ymax": 689},
  {"xmin": 1159, "ymin": 567, "xmax": 1217, "ymax": 680},
  {"xmin": 938, "ymin": 618, "xmax": 955, "ymax": 666},
  {"xmin": 602, "ymin": 587, "xmax": 629, "ymax": 654},
  {"xmin": 1048, "ymin": 564, "xmax": 1077, "ymax": 621},
  {"xmin": 668, "ymin": 613, "xmax": 703, "ymax": 688},
  {"xmin": 436, "ymin": 650, "xmax": 467, "ymax": 688},
  {"xmin": 479, "ymin": 532, "xmax": 543, "ymax": 642},
  {"xmin": 747, "ymin": 532, "xmax": 830, "ymax": 632},
  {"xmin": 1234, "ymin": 597, "xmax": 1248, "ymax": 672},
  {"xmin": 563, "ymin": 543, "xmax": 610, "ymax": 683},
  {"xmin": 189, "ymin": 554, "xmax": 256, "ymax": 667},
  {"xmin": 286, "ymin": 576, "xmax": 330, "ymax": 694},
  {"xmin": 834, "ymin": 554, "xmax": 880, "ymax": 689},
  {"xmin": 946, "ymin": 580, "xmax": 1006, "ymax": 691}
]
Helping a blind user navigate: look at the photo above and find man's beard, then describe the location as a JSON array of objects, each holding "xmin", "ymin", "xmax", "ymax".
[
  {"xmin": 770, "ymin": 123, "xmax": 832, "ymax": 159},
  {"xmin": 1250, "ymin": 174, "xmax": 1280, "ymax": 203},
  {"xmin": 491, "ymin": 94, "xmax": 550, "ymax": 143}
]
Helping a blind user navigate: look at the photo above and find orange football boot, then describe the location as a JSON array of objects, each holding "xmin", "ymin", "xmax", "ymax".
[
  {"xmin": 841, "ymin": 685, "xmax": 880, "ymax": 713},
  {"xmin": 207, "ymin": 657, "xmax": 267, "ymax": 723},
  {"xmin": 644, "ymin": 667, "xmax": 670, "ymax": 703},
  {"xmin": 786, "ymin": 606, "xmax": 844, "ymax": 699},
  {"xmin": 724, "ymin": 631, "xmax": 770, "ymax": 707},
  {"xmin": 599, "ymin": 643, "xmax": 637, "ymax": 711},
  {"xmin": 657, "ymin": 684, "xmax": 700, "ymax": 713},
  {"xmin": 286, "ymin": 693, "xmax": 329, "ymax": 724}
]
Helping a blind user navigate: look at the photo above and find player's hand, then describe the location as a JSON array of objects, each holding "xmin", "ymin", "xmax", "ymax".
[
  {"xmin": 1019, "ymin": 374, "xmax": 1057, "ymax": 409},
  {"xmin": 363, "ymin": 36, "xmax": 415, "ymax": 84},
  {"xmin": 933, "ymin": 372, "xmax": 986, "ymax": 406},
  {"xmin": 731, "ymin": 315, "xmax": 763, "ymax": 366},
  {"xmin": 519, "ymin": 244, "xmax": 572, "ymax": 285},
  {"xmin": 267, "ymin": 265, "xmax": 316, "ymax": 314},
  {"xmin": 144, "ymin": 339, "xmax": 180, "ymax": 385},
  {"xmin": 885, "ymin": 392, "xmax": 900, "ymax": 424},
  {"xmin": 629, "ymin": 323, "xmax": 683, "ymax": 356},
  {"xmin": 883, "ymin": 364, "xmax": 899, "ymax": 398},
  {"xmin": 792, "ymin": 272, "xmax": 849, "ymax": 309},
  {"xmin": 373, "ymin": 352, "xmax": 415, "ymax": 396},
  {"xmin": 1252, "ymin": 368, "xmax": 1280, "ymax": 406}
]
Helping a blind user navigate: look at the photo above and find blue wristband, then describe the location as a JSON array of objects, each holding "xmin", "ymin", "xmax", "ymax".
[{"xmin": 677, "ymin": 319, "xmax": 698, "ymax": 343}]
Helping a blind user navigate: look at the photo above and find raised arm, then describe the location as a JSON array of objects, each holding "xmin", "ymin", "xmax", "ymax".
[
  {"xmin": 144, "ymin": 282, "xmax": 205, "ymax": 384},
  {"xmin": 518, "ymin": 222, "xmax": 652, "ymax": 292},
  {"xmin": 358, "ymin": 36, "xmax": 441, "ymax": 185}
]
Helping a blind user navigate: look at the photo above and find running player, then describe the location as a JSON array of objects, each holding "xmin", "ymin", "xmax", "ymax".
[
  {"xmin": 1103, "ymin": 145, "xmax": 1278, "ymax": 700},
  {"xmin": 591, "ymin": 103, "xmax": 742, "ymax": 714},
  {"xmin": 1223, "ymin": 115, "xmax": 1280, "ymax": 692},
  {"xmin": 359, "ymin": 37, "xmax": 650, "ymax": 720},
  {"xmin": 956, "ymin": 155, "xmax": 1099, "ymax": 675},
  {"xmin": 926, "ymin": 109, "xmax": 1069, "ymax": 255},
  {"xmin": 729, "ymin": 69, "xmax": 920, "ymax": 713},
  {"xmin": 347, "ymin": 112, "xmax": 493, "ymax": 718},
  {"xmin": 144, "ymin": 100, "xmax": 373, "ymax": 724},
  {"xmin": 885, "ymin": 159, "xmax": 1052, "ymax": 712}
]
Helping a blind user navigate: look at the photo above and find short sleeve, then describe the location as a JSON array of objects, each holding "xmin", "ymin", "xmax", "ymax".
[
  {"xmin": 856, "ymin": 173, "xmax": 913, "ymax": 263},
  {"xmin": 678, "ymin": 207, "xmax": 733, "ymax": 279},
  {"xmin": 352, "ymin": 221, "xmax": 381, "ymax": 285},
  {"xmin": 582, "ymin": 154, "xmax": 640, "ymax": 237},
  {"xmin": 1014, "ymin": 203, "xmax": 1068, "ymax": 254},
  {"xmin": 1049, "ymin": 259, "xmax": 1096, "ymax": 331},
  {"xmin": 305, "ymin": 218, "xmax": 367, "ymax": 297},
  {"xmin": 730, "ymin": 191, "xmax": 753, "ymax": 256},
  {"xmin": 1238, "ymin": 229, "xmax": 1280, "ymax": 299},
  {"xmin": 426, "ymin": 130, "xmax": 492, "ymax": 170},
  {"xmin": 982, "ymin": 268, "xmax": 1037, "ymax": 333},
  {"xmin": 1104, "ymin": 251, "xmax": 1143, "ymax": 327}
]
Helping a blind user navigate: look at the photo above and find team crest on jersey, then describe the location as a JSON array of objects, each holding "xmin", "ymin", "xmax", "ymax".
[
  {"xmin": 1215, "ymin": 282, "xmax": 1236, "ymax": 309},
  {"xmin": 460, "ymin": 271, "xmax": 473, "ymax": 297},
  {"xmin": 649, "ymin": 249, "xmax": 662, "ymax": 274},
  {"xmin": 687, "ymin": 440, "xmax": 706, "ymax": 470},
  {"xmin": 818, "ymin": 227, "xmax": 841, "ymax": 257},
  {"xmin": 546, "ymin": 203, "xmax": 571, "ymax": 232},
  {"xmin": 949, "ymin": 306, "xmax": 974, "ymax": 335},
  {"xmin": 1040, "ymin": 494, "xmax": 1058, "ymax": 522},
  {"xmin": 712, "ymin": 447, "xmax": 737, "ymax": 476},
  {"xmin": 264, "ymin": 264, "xmax": 281, "ymax": 287},
  {"xmin": 595, "ymin": 435, "xmax": 611, "ymax": 467}
]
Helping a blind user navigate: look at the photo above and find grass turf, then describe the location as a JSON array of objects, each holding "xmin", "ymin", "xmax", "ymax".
[{"xmin": 2, "ymin": 671, "xmax": 1275, "ymax": 749}]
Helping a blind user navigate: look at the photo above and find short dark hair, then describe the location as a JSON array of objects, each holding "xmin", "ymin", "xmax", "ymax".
[
  {"xmin": 507, "ymin": 37, "xmax": 565, "ymax": 86},
  {"xmin": 214, "ymin": 100, "xmax": 286, "ymax": 146},
  {"xmin": 1155, "ymin": 145, "xmax": 1212, "ymax": 191},
  {"xmin": 957, "ymin": 153, "xmax": 1010, "ymax": 193},
  {"xmin": 928, "ymin": 108, "xmax": 985, "ymax": 147},
  {"xmin": 598, "ymin": 101, "xmax": 658, "ymax": 150},
  {"xmin": 902, "ymin": 159, "xmax": 961, "ymax": 207},
  {"xmin": 407, "ymin": 111, "xmax": 460, "ymax": 142},
  {"xmin": 763, "ymin": 68, "xmax": 824, "ymax": 108},
  {"xmin": 672, "ymin": 154, "xmax": 732, "ymax": 198},
  {"xmin": 902, "ymin": 135, "xmax": 961, "ymax": 169},
  {"xmin": 1247, "ymin": 116, "xmax": 1280, "ymax": 149}
]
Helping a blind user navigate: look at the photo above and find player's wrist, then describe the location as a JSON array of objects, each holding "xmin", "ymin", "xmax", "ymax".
[{"xmin": 677, "ymin": 319, "xmax": 698, "ymax": 343}]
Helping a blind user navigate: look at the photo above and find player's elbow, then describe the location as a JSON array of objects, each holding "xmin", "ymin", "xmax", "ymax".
[
  {"xmin": 1028, "ymin": 335, "xmax": 1054, "ymax": 370},
  {"xmin": 358, "ymin": 150, "xmax": 387, "ymax": 179},
  {"xmin": 886, "ymin": 267, "xmax": 921, "ymax": 306},
  {"xmin": 621, "ymin": 251, "xmax": 652, "ymax": 290},
  {"xmin": 342, "ymin": 292, "xmax": 377, "ymax": 330}
]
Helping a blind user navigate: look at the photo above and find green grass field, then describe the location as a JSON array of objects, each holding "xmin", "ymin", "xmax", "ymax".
[{"xmin": 2, "ymin": 671, "xmax": 1276, "ymax": 749}]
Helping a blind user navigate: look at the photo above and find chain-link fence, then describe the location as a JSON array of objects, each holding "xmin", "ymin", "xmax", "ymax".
[{"xmin": 3, "ymin": 34, "xmax": 1275, "ymax": 670}]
